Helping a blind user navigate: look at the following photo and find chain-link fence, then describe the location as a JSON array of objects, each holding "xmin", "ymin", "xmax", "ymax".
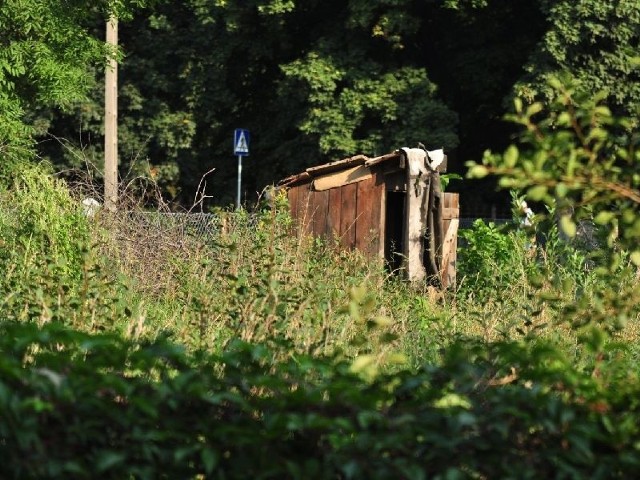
[{"xmin": 124, "ymin": 212, "xmax": 222, "ymax": 239}]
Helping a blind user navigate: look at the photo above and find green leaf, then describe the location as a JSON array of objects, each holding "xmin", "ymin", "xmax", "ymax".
[
  {"xmin": 370, "ymin": 316, "xmax": 392, "ymax": 327},
  {"xmin": 514, "ymin": 97, "xmax": 523, "ymax": 113},
  {"xmin": 548, "ymin": 76, "xmax": 563, "ymax": 90},
  {"xmin": 467, "ymin": 165, "xmax": 489, "ymax": 178},
  {"xmin": 527, "ymin": 185, "xmax": 547, "ymax": 201},
  {"xmin": 526, "ymin": 102, "xmax": 543, "ymax": 117},
  {"xmin": 96, "ymin": 451, "xmax": 126, "ymax": 473},
  {"xmin": 630, "ymin": 251, "xmax": 640, "ymax": 266},
  {"xmin": 555, "ymin": 182, "xmax": 568, "ymax": 198},
  {"xmin": 593, "ymin": 211, "xmax": 615, "ymax": 225},
  {"xmin": 433, "ymin": 393, "xmax": 472, "ymax": 409},
  {"xmin": 350, "ymin": 355, "xmax": 375, "ymax": 374},
  {"xmin": 559, "ymin": 215, "xmax": 576, "ymax": 238},
  {"xmin": 201, "ymin": 447, "xmax": 219, "ymax": 473},
  {"xmin": 503, "ymin": 145, "xmax": 518, "ymax": 168},
  {"xmin": 556, "ymin": 111, "xmax": 571, "ymax": 126}
]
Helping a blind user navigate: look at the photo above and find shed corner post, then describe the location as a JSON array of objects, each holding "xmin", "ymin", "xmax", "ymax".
[{"xmin": 403, "ymin": 172, "xmax": 429, "ymax": 283}]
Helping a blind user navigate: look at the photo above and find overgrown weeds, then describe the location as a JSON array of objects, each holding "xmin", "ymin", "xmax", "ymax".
[
  {"xmin": 0, "ymin": 161, "xmax": 451, "ymax": 368},
  {"xmin": 3, "ymin": 157, "xmax": 639, "ymax": 371}
]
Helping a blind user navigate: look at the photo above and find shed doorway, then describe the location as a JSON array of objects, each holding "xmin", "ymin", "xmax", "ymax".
[{"xmin": 384, "ymin": 190, "xmax": 405, "ymax": 274}]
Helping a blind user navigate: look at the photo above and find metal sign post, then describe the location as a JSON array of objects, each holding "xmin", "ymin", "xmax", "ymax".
[
  {"xmin": 233, "ymin": 128, "xmax": 250, "ymax": 209},
  {"xmin": 236, "ymin": 155, "xmax": 242, "ymax": 209}
]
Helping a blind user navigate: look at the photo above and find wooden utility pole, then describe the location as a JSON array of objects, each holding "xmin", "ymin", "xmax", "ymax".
[{"xmin": 104, "ymin": 17, "xmax": 118, "ymax": 211}]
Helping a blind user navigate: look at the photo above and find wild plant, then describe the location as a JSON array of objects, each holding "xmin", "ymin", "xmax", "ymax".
[{"xmin": 466, "ymin": 73, "xmax": 640, "ymax": 351}]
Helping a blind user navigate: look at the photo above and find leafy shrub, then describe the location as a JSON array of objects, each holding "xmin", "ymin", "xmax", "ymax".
[
  {"xmin": 466, "ymin": 74, "xmax": 640, "ymax": 335},
  {"xmin": 457, "ymin": 218, "xmax": 533, "ymax": 299},
  {"xmin": 2, "ymin": 321, "xmax": 640, "ymax": 479},
  {"xmin": 0, "ymin": 160, "xmax": 139, "ymax": 333},
  {"xmin": 92, "ymin": 191, "xmax": 441, "ymax": 366},
  {"xmin": 0, "ymin": 160, "xmax": 87, "ymax": 317},
  {"xmin": 0, "ymin": 159, "xmax": 90, "ymax": 281}
]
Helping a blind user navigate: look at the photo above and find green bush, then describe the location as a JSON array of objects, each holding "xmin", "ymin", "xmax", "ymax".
[
  {"xmin": 466, "ymin": 74, "xmax": 640, "ymax": 336},
  {"xmin": 3, "ymin": 73, "xmax": 640, "ymax": 478},
  {"xmin": 2, "ymin": 321, "xmax": 640, "ymax": 479},
  {"xmin": 0, "ymin": 160, "xmax": 138, "ymax": 332},
  {"xmin": 457, "ymin": 218, "xmax": 533, "ymax": 299}
]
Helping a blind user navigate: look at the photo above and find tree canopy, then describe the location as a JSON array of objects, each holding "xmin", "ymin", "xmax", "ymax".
[
  {"xmin": 1, "ymin": 0, "xmax": 638, "ymax": 210},
  {"xmin": 0, "ymin": 0, "xmax": 153, "ymax": 160}
]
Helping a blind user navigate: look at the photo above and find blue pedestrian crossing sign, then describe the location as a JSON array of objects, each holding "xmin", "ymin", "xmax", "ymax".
[{"xmin": 234, "ymin": 129, "xmax": 250, "ymax": 156}]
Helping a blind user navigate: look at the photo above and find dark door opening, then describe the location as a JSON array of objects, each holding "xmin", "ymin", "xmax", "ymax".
[{"xmin": 384, "ymin": 191, "xmax": 405, "ymax": 274}]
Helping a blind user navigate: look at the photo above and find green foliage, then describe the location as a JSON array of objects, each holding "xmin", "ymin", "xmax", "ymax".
[
  {"xmin": 0, "ymin": 160, "xmax": 137, "ymax": 332},
  {"xmin": 0, "ymin": 160, "xmax": 89, "ymax": 281},
  {"xmin": 4, "ymin": 106, "xmax": 640, "ymax": 476},
  {"xmin": 36, "ymin": 0, "xmax": 463, "ymax": 206},
  {"xmin": 2, "ymin": 321, "xmax": 640, "ymax": 478},
  {"xmin": 20, "ymin": 0, "xmax": 640, "ymax": 212},
  {"xmin": 466, "ymin": 74, "xmax": 640, "ymax": 334},
  {"xmin": 458, "ymin": 219, "xmax": 532, "ymax": 299},
  {"xmin": 0, "ymin": 0, "xmax": 154, "ymax": 159},
  {"xmin": 155, "ymin": 196, "xmax": 412, "ymax": 366},
  {"xmin": 280, "ymin": 57, "xmax": 459, "ymax": 158},
  {"xmin": 468, "ymin": 75, "xmax": 640, "ymax": 261},
  {"xmin": 515, "ymin": 0, "xmax": 640, "ymax": 115}
]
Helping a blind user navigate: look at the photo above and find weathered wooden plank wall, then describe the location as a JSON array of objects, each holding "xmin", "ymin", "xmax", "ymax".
[
  {"xmin": 355, "ymin": 174, "xmax": 384, "ymax": 257},
  {"xmin": 286, "ymin": 174, "xmax": 458, "ymax": 289},
  {"xmin": 287, "ymin": 171, "xmax": 385, "ymax": 255},
  {"xmin": 338, "ymin": 182, "xmax": 357, "ymax": 249},
  {"xmin": 311, "ymin": 189, "xmax": 329, "ymax": 238},
  {"xmin": 441, "ymin": 192, "xmax": 459, "ymax": 289},
  {"xmin": 327, "ymin": 187, "xmax": 342, "ymax": 239}
]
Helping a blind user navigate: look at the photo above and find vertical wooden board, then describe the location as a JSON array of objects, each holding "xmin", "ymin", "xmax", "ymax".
[
  {"xmin": 441, "ymin": 193, "xmax": 459, "ymax": 253},
  {"xmin": 297, "ymin": 183, "xmax": 312, "ymax": 235},
  {"xmin": 339, "ymin": 182, "xmax": 357, "ymax": 249},
  {"xmin": 370, "ymin": 173, "xmax": 385, "ymax": 259},
  {"xmin": 440, "ymin": 193, "xmax": 459, "ymax": 289},
  {"xmin": 307, "ymin": 190, "xmax": 318, "ymax": 234},
  {"xmin": 441, "ymin": 219, "xmax": 459, "ymax": 289},
  {"xmin": 327, "ymin": 187, "xmax": 342, "ymax": 242},
  {"xmin": 441, "ymin": 193, "xmax": 450, "ymax": 257},
  {"xmin": 311, "ymin": 189, "xmax": 329, "ymax": 238},
  {"xmin": 287, "ymin": 186, "xmax": 299, "ymax": 221},
  {"xmin": 403, "ymin": 174, "xmax": 428, "ymax": 282},
  {"xmin": 355, "ymin": 177, "xmax": 376, "ymax": 254}
]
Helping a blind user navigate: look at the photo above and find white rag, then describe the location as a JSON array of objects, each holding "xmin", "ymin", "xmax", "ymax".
[
  {"xmin": 426, "ymin": 149, "xmax": 445, "ymax": 170},
  {"xmin": 400, "ymin": 148, "xmax": 428, "ymax": 176},
  {"xmin": 400, "ymin": 147, "xmax": 445, "ymax": 174}
]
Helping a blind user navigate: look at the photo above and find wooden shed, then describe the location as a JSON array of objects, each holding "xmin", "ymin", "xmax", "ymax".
[{"xmin": 277, "ymin": 148, "xmax": 459, "ymax": 289}]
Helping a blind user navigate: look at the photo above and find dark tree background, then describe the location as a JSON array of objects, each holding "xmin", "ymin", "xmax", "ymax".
[{"xmin": 14, "ymin": 0, "xmax": 639, "ymax": 214}]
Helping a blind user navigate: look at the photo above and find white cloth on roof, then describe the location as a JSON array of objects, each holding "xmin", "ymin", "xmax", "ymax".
[
  {"xmin": 426, "ymin": 149, "xmax": 445, "ymax": 170},
  {"xmin": 400, "ymin": 147, "xmax": 445, "ymax": 174},
  {"xmin": 400, "ymin": 148, "xmax": 428, "ymax": 176}
]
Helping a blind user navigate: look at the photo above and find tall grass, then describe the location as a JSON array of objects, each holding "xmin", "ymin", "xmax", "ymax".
[
  {"xmin": 2, "ymin": 159, "xmax": 639, "ymax": 372},
  {"xmin": 95, "ymin": 191, "xmax": 451, "ymax": 369}
]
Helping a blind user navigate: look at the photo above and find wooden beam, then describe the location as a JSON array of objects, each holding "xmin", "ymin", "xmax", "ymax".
[
  {"xmin": 440, "ymin": 193, "xmax": 459, "ymax": 289},
  {"xmin": 278, "ymin": 171, "xmax": 311, "ymax": 188},
  {"xmin": 403, "ymin": 173, "xmax": 429, "ymax": 282},
  {"xmin": 305, "ymin": 154, "xmax": 369, "ymax": 177},
  {"xmin": 327, "ymin": 187, "xmax": 342, "ymax": 242},
  {"xmin": 364, "ymin": 152, "xmax": 401, "ymax": 168},
  {"xmin": 104, "ymin": 16, "xmax": 118, "ymax": 211}
]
